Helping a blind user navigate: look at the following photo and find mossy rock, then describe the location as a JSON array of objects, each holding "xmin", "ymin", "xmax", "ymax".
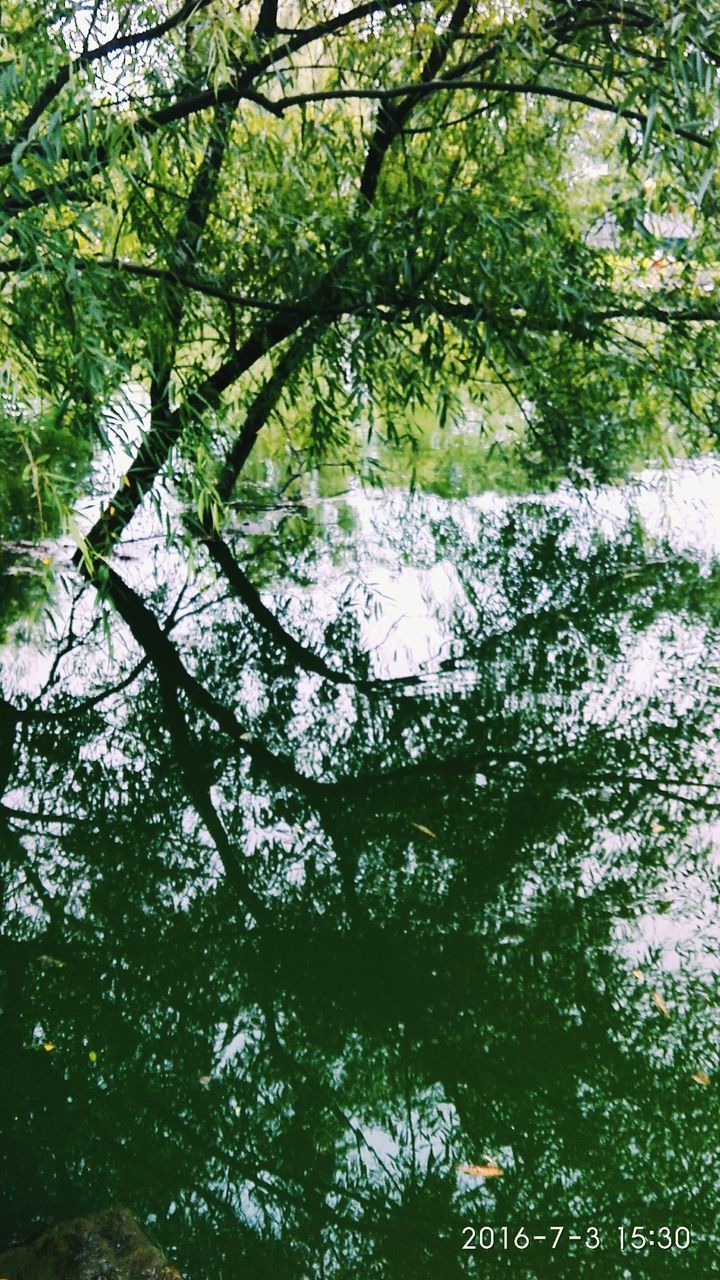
[{"xmin": 0, "ymin": 1207, "xmax": 181, "ymax": 1279}]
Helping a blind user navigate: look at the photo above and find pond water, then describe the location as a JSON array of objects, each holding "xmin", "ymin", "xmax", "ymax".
[{"xmin": 3, "ymin": 461, "xmax": 720, "ymax": 1276}]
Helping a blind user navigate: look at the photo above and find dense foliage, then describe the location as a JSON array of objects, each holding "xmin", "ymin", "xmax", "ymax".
[{"xmin": 2, "ymin": 0, "xmax": 720, "ymax": 553}]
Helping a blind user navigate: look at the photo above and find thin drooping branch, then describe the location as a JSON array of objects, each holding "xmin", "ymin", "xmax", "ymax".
[
  {"xmin": 0, "ymin": 803, "xmax": 85, "ymax": 826},
  {"xmin": 182, "ymin": 325, "xmax": 380, "ymax": 688},
  {"xmin": 200, "ymin": 536, "xmax": 515, "ymax": 694},
  {"xmin": 192, "ymin": 326, "xmax": 367, "ymax": 686},
  {"xmin": 416, "ymin": 295, "xmax": 720, "ymax": 329}
]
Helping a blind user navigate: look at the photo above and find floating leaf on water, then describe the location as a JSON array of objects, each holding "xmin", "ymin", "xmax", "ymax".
[
  {"xmin": 656, "ymin": 900, "xmax": 673, "ymax": 915},
  {"xmin": 632, "ymin": 968, "xmax": 644, "ymax": 982},
  {"xmin": 650, "ymin": 821, "xmax": 665, "ymax": 833},
  {"xmin": 198, "ymin": 1075, "xmax": 211, "ymax": 1085},
  {"xmin": 43, "ymin": 1042, "xmax": 55, "ymax": 1052},
  {"xmin": 652, "ymin": 990, "xmax": 670, "ymax": 1018},
  {"xmin": 691, "ymin": 1071, "xmax": 711, "ymax": 1086},
  {"xmin": 88, "ymin": 1051, "xmax": 97, "ymax": 1063},
  {"xmin": 38, "ymin": 954, "xmax": 65, "ymax": 968},
  {"xmin": 411, "ymin": 822, "xmax": 437, "ymax": 838},
  {"xmin": 458, "ymin": 1162, "xmax": 503, "ymax": 1178}
]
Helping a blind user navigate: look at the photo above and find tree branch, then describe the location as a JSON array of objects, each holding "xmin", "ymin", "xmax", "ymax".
[
  {"xmin": 245, "ymin": 79, "xmax": 712, "ymax": 150},
  {"xmin": 360, "ymin": 0, "xmax": 472, "ymax": 201}
]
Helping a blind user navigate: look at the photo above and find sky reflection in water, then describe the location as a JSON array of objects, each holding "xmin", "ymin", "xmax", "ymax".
[{"xmin": 3, "ymin": 463, "xmax": 720, "ymax": 1276}]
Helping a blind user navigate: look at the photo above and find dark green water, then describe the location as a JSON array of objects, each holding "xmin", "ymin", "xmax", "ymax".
[{"xmin": 3, "ymin": 472, "xmax": 720, "ymax": 1276}]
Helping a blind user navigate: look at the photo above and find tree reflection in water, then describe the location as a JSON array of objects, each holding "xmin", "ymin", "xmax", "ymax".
[{"xmin": 3, "ymin": 479, "xmax": 720, "ymax": 1277}]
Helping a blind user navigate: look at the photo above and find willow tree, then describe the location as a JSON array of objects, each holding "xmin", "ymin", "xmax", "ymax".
[
  {"xmin": 1, "ymin": 1, "xmax": 720, "ymax": 782},
  {"xmin": 6, "ymin": 12, "xmax": 720, "ymax": 1262}
]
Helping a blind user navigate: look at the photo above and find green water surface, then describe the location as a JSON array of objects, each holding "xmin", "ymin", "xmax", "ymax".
[{"xmin": 2, "ymin": 471, "xmax": 720, "ymax": 1277}]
